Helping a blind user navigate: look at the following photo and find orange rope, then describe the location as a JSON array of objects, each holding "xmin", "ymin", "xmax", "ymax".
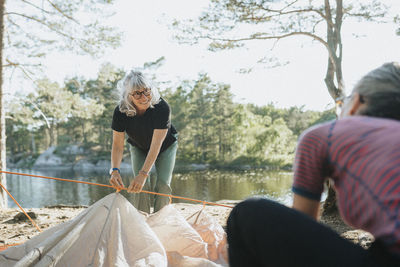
[
  {"xmin": 1, "ymin": 170, "xmax": 115, "ymax": 189},
  {"xmin": 0, "ymin": 182, "xmax": 42, "ymax": 232},
  {"xmin": 0, "ymin": 243, "xmax": 21, "ymax": 252},
  {"xmin": 0, "ymin": 170, "xmax": 234, "ymax": 251},
  {"xmin": 0, "ymin": 170, "xmax": 234, "ymax": 208}
]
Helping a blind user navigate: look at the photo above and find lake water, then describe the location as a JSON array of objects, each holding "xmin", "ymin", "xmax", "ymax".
[{"xmin": 5, "ymin": 168, "xmax": 294, "ymax": 208}]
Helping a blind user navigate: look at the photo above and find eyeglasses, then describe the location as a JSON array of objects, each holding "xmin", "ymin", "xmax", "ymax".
[{"xmin": 130, "ymin": 88, "xmax": 151, "ymax": 99}]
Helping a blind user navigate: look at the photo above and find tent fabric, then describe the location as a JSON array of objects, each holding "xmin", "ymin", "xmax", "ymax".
[
  {"xmin": 0, "ymin": 193, "xmax": 228, "ymax": 267},
  {"xmin": 147, "ymin": 205, "xmax": 208, "ymax": 259},
  {"xmin": 186, "ymin": 209, "xmax": 227, "ymax": 262}
]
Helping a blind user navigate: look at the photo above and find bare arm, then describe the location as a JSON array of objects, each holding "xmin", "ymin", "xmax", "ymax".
[
  {"xmin": 142, "ymin": 129, "xmax": 168, "ymax": 173},
  {"xmin": 109, "ymin": 130, "xmax": 125, "ymax": 189},
  {"xmin": 128, "ymin": 129, "xmax": 168, "ymax": 193},
  {"xmin": 292, "ymin": 193, "xmax": 321, "ymax": 220}
]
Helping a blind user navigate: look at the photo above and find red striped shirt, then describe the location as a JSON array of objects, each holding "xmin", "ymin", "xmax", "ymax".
[{"xmin": 292, "ymin": 116, "xmax": 400, "ymax": 257}]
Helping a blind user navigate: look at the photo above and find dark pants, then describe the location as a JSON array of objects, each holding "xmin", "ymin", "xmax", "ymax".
[{"xmin": 227, "ymin": 198, "xmax": 399, "ymax": 267}]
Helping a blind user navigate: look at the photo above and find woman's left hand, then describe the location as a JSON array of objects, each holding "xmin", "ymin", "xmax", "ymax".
[{"xmin": 127, "ymin": 173, "xmax": 147, "ymax": 193}]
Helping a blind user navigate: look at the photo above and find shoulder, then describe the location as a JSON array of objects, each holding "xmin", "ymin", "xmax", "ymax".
[
  {"xmin": 327, "ymin": 116, "xmax": 400, "ymax": 138},
  {"xmin": 153, "ymin": 98, "xmax": 170, "ymax": 112},
  {"xmin": 298, "ymin": 120, "xmax": 334, "ymax": 145},
  {"xmin": 113, "ymin": 105, "xmax": 126, "ymax": 118},
  {"xmin": 339, "ymin": 116, "xmax": 400, "ymax": 128}
]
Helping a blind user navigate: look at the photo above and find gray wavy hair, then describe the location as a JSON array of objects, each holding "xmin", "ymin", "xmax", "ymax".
[
  {"xmin": 353, "ymin": 62, "xmax": 400, "ymax": 120},
  {"xmin": 118, "ymin": 70, "xmax": 160, "ymax": 117}
]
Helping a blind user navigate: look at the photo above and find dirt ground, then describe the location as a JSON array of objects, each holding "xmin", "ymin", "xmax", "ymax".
[{"xmin": 0, "ymin": 200, "xmax": 373, "ymax": 250}]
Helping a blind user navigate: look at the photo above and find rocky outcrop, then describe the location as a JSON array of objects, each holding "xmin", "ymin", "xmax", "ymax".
[
  {"xmin": 31, "ymin": 145, "xmax": 132, "ymax": 173},
  {"xmin": 72, "ymin": 159, "xmax": 131, "ymax": 173},
  {"xmin": 32, "ymin": 146, "xmax": 72, "ymax": 170}
]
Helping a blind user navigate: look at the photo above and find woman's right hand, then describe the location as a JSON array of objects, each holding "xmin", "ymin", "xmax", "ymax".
[{"xmin": 109, "ymin": 172, "xmax": 125, "ymax": 189}]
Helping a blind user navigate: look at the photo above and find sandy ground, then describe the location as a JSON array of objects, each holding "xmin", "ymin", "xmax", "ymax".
[{"xmin": 0, "ymin": 200, "xmax": 373, "ymax": 250}]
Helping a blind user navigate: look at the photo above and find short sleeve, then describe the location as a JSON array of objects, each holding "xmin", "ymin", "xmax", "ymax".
[
  {"xmin": 292, "ymin": 123, "xmax": 331, "ymax": 201},
  {"xmin": 111, "ymin": 105, "xmax": 126, "ymax": 132},
  {"xmin": 152, "ymin": 99, "xmax": 171, "ymax": 129}
]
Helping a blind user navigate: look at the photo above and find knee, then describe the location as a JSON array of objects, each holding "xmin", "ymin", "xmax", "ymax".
[
  {"xmin": 232, "ymin": 197, "xmax": 276, "ymax": 217},
  {"xmin": 228, "ymin": 197, "xmax": 283, "ymax": 229},
  {"xmin": 155, "ymin": 181, "xmax": 171, "ymax": 193}
]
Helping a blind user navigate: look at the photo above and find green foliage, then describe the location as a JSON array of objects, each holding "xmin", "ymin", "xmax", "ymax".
[
  {"xmin": 6, "ymin": 66, "xmax": 335, "ymax": 169},
  {"xmin": 170, "ymin": 0, "xmax": 394, "ymax": 102},
  {"xmin": 6, "ymin": 63, "xmax": 123, "ymax": 157},
  {"xmin": 5, "ymin": 0, "xmax": 121, "ymax": 69}
]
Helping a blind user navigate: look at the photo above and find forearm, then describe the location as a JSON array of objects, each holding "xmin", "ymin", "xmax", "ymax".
[
  {"xmin": 292, "ymin": 193, "xmax": 321, "ymax": 220},
  {"xmin": 141, "ymin": 129, "xmax": 167, "ymax": 173},
  {"xmin": 111, "ymin": 144, "xmax": 124, "ymax": 169},
  {"xmin": 141, "ymin": 145, "xmax": 161, "ymax": 173}
]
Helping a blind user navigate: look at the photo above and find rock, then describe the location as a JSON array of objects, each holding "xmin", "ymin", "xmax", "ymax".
[
  {"xmin": 13, "ymin": 211, "xmax": 37, "ymax": 222},
  {"xmin": 189, "ymin": 164, "xmax": 209, "ymax": 171},
  {"xmin": 33, "ymin": 146, "xmax": 64, "ymax": 169},
  {"xmin": 95, "ymin": 160, "xmax": 110, "ymax": 172},
  {"xmin": 341, "ymin": 230, "xmax": 374, "ymax": 249},
  {"xmin": 72, "ymin": 160, "xmax": 96, "ymax": 172},
  {"xmin": 72, "ymin": 159, "xmax": 131, "ymax": 173},
  {"xmin": 120, "ymin": 160, "xmax": 132, "ymax": 173},
  {"xmin": 58, "ymin": 145, "xmax": 85, "ymax": 156}
]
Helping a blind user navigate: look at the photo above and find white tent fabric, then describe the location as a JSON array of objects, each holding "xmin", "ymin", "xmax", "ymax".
[{"xmin": 0, "ymin": 193, "xmax": 228, "ymax": 267}]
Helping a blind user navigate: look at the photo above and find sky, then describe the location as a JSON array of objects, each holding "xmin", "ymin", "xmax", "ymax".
[{"xmin": 23, "ymin": 0, "xmax": 400, "ymax": 111}]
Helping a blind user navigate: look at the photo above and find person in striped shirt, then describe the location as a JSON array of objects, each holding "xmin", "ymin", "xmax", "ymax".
[{"xmin": 227, "ymin": 62, "xmax": 400, "ymax": 267}]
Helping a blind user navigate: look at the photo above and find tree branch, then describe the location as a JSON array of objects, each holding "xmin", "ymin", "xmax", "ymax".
[
  {"xmin": 46, "ymin": 0, "xmax": 79, "ymax": 24},
  {"xmin": 251, "ymin": 1, "xmax": 330, "ymax": 24},
  {"xmin": 239, "ymin": 8, "xmax": 332, "ymax": 27},
  {"xmin": 20, "ymin": 0, "xmax": 53, "ymax": 15},
  {"xmin": 6, "ymin": 16, "xmax": 55, "ymax": 48},
  {"xmin": 229, "ymin": 0, "xmax": 334, "ymax": 29},
  {"xmin": 203, "ymin": 31, "xmax": 328, "ymax": 50},
  {"xmin": 5, "ymin": 12, "xmax": 79, "ymax": 41},
  {"xmin": 280, "ymin": 0, "xmax": 300, "ymax": 12},
  {"xmin": 344, "ymin": 12, "xmax": 387, "ymax": 19},
  {"xmin": 312, "ymin": 18, "xmax": 325, "ymax": 33}
]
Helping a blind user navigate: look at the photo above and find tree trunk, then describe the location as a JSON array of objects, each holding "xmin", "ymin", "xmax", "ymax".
[
  {"xmin": 31, "ymin": 133, "xmax": 36, "ymax": 154},
  {"xmin": 322, "ymin": 180, "xmax": 338, "ymax": 215},
  {"xmin": 49, "ymin": 122, "xmax": 55, "ymax": 147},
  {"xmin": 322, "ymin": 0, "xmax": 346, "ymax": 213},
  {"xmin": 0, "ymin": 0, "xmax": 7, "ymax": 208},
  {"xmin": 324, "ymin": 0, "xmax": 345, "ymax": 101}
]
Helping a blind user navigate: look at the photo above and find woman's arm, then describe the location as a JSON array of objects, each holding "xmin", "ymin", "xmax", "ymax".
[
  {"xmin": 109, "ymin": 130, "xmax": 125, "ymax": 189},
  {"xmin": 292, "ymin": 193, "xmax": 321, "ymax": 220},
  {"xmin": 128, "ymin": 129, "xmax": 168, "ymax": 193}
]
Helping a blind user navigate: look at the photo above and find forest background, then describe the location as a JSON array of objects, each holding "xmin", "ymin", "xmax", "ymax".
[
  {"xmin": 6, "ymin": 62, "xmax": 336, "ymax": 169},
  {"xmin": 5, "ymin": 0, "xmax": 400, "ymax": 172}
]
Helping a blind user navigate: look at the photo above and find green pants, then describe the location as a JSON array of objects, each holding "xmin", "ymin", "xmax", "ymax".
[{"xmin": 128, "ymin": 140, "xmax": 178, "ymax": 213}]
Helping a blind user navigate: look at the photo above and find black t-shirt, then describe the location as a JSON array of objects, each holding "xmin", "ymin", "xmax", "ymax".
[{"xmin": 111, "ymin": 98, "xmax": 177, "ymax": 153}]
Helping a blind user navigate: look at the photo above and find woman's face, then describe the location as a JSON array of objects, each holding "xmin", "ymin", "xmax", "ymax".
[{"xmin": 130, "ymin": 88, "xmax": 152, "ymax": 111}]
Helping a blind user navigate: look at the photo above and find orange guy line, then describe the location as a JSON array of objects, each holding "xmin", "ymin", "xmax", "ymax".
[
  {"xmin": 0, "ymin": 182, "xmax": 42, "ymax": 232},
  {"xmin": 0, "ymin": 170, "xmax": 234, "ymax": 208}
]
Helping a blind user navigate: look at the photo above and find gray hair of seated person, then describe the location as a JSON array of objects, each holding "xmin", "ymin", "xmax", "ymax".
[
  {"xmin": 118, "ymin": 70, "xmax": 160, "ymax": 117},
  {"xmin": 353, "ymin": 62, "xmax": 400, "ymax": 121}
]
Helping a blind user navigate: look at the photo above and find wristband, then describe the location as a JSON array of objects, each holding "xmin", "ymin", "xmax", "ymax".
[
  {"xmin": 139, "ymin": 170, "xmax": 149, "ymax": 177},
  {"xmin": 109, "ymin": 168, "xmax": 120, "ymax": 175}
]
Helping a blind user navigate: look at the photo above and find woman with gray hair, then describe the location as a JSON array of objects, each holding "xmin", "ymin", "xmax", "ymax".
[
  {"xmin": 227, "ymin": 62, "xmax": 400, "ymax": 266},
  {"xmin": 109, "ymin": 70, "xmax": 178, "ymax": 213}
]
